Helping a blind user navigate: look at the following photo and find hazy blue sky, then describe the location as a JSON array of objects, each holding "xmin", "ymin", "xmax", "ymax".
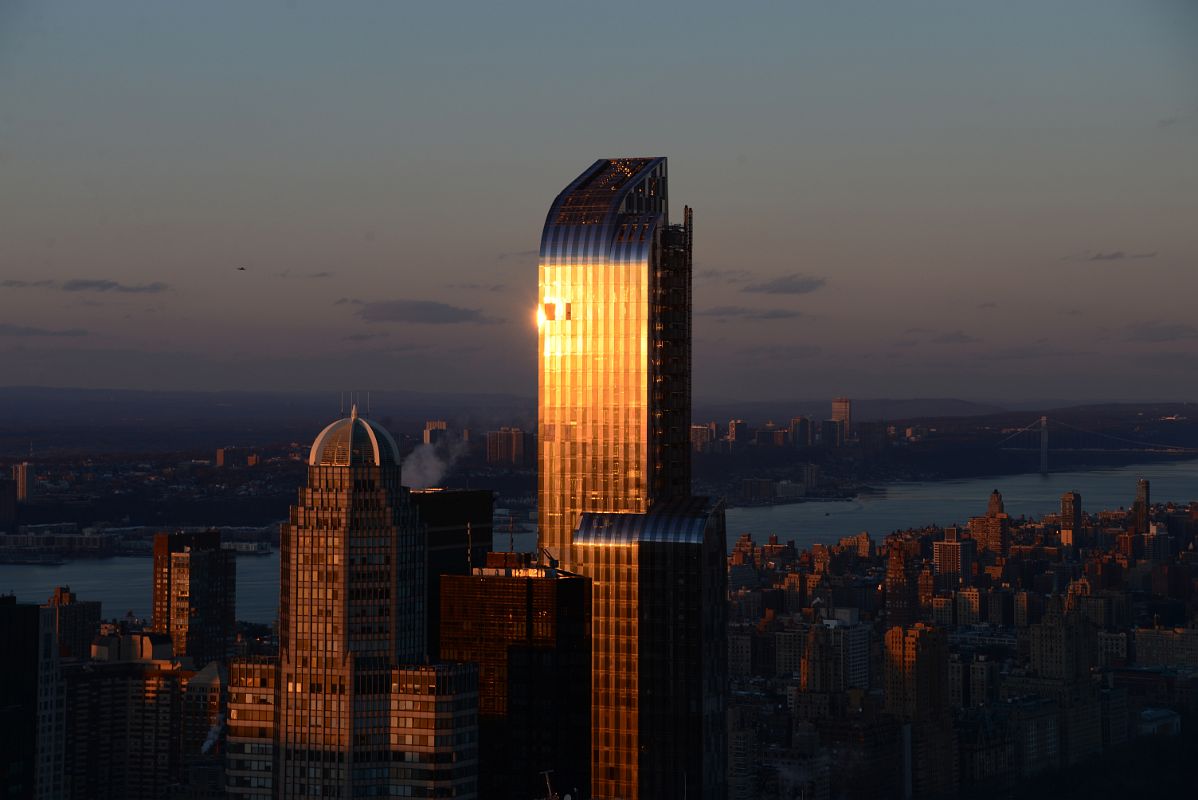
[{"xmin": 2, "ymin": 1, "xmax": 1195, "ymax": 402}]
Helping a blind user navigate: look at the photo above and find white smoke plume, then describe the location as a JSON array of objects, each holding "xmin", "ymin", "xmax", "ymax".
[
  {"xmin": 402, "ymin": 440, "xmax": 467, "ymax": 489},
  {"xmin": 200, "ymin": 720, "xmax": 223, "ymax": 754}
]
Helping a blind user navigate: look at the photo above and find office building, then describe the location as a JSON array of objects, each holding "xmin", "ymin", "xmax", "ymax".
[
  {"xmin": 11, "ymin": 462, "xmax": 32, "ymax": 502},
  {"xmin": 151, "ymin": 530, "xmax": 236, "ymax": 668},
  {"xmin": 268, "ymin": 407, "xmax": 479, "ymax": 798},
  {"xmin": 537, "ymin": 158, "xmax": 725, "ymax": 799},
  {"xmin": 439, "ymin": 555, "xmax": 590, "ymax": 799},
  {"xmin": 831, "ymin": 397, "xmax": 852, "ymax": 438},
  {"xmin": 45, "ymin": 585, "xmax": 101, "ymax": 659},
  {"xmin": 279, "ymin": 408, "xmax": 421, "ymax": 794},
  {"xmin": 411, "ymin": 487, "xmax": 493, "ymax": 659}
]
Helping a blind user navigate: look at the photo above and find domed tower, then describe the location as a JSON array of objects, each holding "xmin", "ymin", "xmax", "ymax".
[{"xmin": 278, "ymin": 406, "xmax": 425, "ymax": 796}]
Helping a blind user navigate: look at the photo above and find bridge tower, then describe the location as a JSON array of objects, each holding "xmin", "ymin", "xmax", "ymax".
[{"xmin": 1039, "ymin": 416, "xmax": 1048, "ymax": 474}]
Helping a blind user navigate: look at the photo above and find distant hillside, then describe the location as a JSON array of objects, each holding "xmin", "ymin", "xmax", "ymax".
[
  {"xmin": 693, "ymin": 398, "xmax": 1009, "ymax": 426},
  {"xmin": 0, "ymin": 386, "xmax": 535, "ymax": 455}
]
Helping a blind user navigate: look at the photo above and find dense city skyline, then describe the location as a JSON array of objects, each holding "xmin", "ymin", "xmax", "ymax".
[{"xmin": 3, "ymin": 2, "xmax": 1197, "ymax": 401}]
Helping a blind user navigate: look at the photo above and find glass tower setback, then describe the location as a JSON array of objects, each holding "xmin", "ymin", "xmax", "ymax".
[{"xmin": 538, "ymin": 157, "xmax": 692, "ymax": 569}]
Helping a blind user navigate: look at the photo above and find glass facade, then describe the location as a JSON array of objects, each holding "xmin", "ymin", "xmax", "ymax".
[
  {"xmin": 537, "ymin": 158, "xmax": 722, "ymax": 800},
  {"xmin": 276, "ymin": 410, "xmax": 459, "ymax": 799},
  {"xmin": 438, "ymin": 565, "xmax": 591, "ymax": 799},
  {"xmin": 576, "ymin": 499, "xmax": 728, "ymax": 800},
  {"xmin": 537, "ymin": 157, "xmax": 691, "ymax": 571}
]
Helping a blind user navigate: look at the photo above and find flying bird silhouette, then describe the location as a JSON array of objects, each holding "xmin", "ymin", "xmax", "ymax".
[{"xmin": 237, "ymin": 267, "xmax": 247, "ymax": 271}]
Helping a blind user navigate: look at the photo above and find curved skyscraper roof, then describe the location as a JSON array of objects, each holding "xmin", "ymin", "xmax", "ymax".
[{"xmin": 537, "ymin": 156, "xmax": 688, "ymax": 568}]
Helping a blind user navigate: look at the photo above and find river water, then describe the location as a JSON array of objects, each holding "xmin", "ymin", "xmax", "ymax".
[{"xmin": 2, "ymin": 460, "xmax": 1194, "ymax": 624}]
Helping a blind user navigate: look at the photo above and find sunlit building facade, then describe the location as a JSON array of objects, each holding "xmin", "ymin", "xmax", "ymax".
[
  {"xmin": 275, "ymin": 408, "xmax": 481, "ymax": 798},
  {"xmin": 832, "ymin": 397, "xmax": 852, "ymax": 438},
  {"xmin": 575, "ymin": 498, "xmax": 728, "ymax": 800},
  {"xmin": 439, "ymin": 557, "xmax": 590, "ymax": 799},
  {"xmin": 151, "ymin": 530, "xmax": 236, "ymax": 669},
  {"xmin": 537, "ymin": 157, "xmax": 692, "ymax": 570},
  {"xmin": 538, "ymin": 158, "xmax": 725, "ymax": 799}
]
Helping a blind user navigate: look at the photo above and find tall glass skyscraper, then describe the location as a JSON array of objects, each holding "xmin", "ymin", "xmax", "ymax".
[
  {"xmin": 538, "ymin": 158, "xmax": 726, "ymax": 799},
  {"xmin": 538, "ymin": 157, "xmax": 693, "ymax": 571}
]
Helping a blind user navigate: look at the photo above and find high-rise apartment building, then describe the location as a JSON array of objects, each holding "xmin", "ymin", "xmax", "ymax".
[
  {"xmin": 1132, "ymin": 478, "xmax": 1151, "ymax": 534},
  {"xmin": 574, "ymin": 498, "xmax": 727, "ymax": 800},
  {"xmin": 884, "ymin": 623, "xmax": 949, "ymax": 722},
  {"xmin": 884, "ymin": 623, "xmax": 957, "ymax": 798},
  {"xmin": 423, "ymin": 419, "xmax": 448, "ymax": 446},
  {"xmin": 537, "ymin": 158, "xmax": 726, "ymax": 799},
  {"xmin": 225, "ymin": 657, "xmax": 278, "ymax": 799},
  {"xmin": 439, "ymin": 554, "xmax": 591, "ymax": 799},
  {"xmin": 727, "ymin": 419, "xmax": 749, "ymax": 446},
  {"xmin": 151, "ymin": 530, "xmax": 236, "ymax": 668},
  {"xmin": 970, "ymin": 489, "xmax": 1011, "ymax": 556},
  {"xmin": 885, "ymin": 547, "xmax": 919, "ymax": 628},
  {"xmin": 538, "ymin": 157, "xmax": 692, "ymax": 567},
  {"xmin": 819, "ymin": 419, "xmax": 843, "ymax": 448},
  {"xmin": 1061, "ymin": 491, "xmax": 1083, "ymax": 532},
  {"xmin": 933, "ymin": 527, "xmax": 977, "ymax": 587},
  {"xmin": 45, "ymin": 585, "xmax": 101, "ymax": 659},
  {"xmin": 831, "ymin": 397, "xmax": 852, "ymax": 438},
  {"xmin": 61, "ymin": 632, "xmax": 191, "ymax": 800},
  {"xmin": 790, "ymin": 416, "xmax": 813, "ymax": 448},
  {"xmin": 485, "ymin": 427, "xmax": 534, "ymax": 466}
]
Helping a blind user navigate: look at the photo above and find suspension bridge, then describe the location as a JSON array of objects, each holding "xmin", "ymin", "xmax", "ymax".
[{"xmin": 995, "ymin": 416, "xmax": 1198, "ymax": 474}]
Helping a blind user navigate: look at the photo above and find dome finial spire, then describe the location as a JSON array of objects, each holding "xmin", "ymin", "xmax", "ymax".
[{"xmin": 350, "ymin": 403, "xmax": 359, "ymax": 421}]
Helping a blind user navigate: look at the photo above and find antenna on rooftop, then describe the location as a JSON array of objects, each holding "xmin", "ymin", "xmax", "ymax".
[
  {"xmin": 367, "ymin": 391, "xmax": 372, "ymax": 415},
  {"xmin": 340, "ymin": 392, "xmax": 345, "ymax": 415}
]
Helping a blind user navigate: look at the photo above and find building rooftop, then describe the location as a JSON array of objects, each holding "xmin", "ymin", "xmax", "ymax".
[
  {"xmin": 308, "ymin": 405, "xmax": 401, "ymax": 467},
  {"xmin": 574, "ymin": 495, "xmax": 723, "ymax": 547}
]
